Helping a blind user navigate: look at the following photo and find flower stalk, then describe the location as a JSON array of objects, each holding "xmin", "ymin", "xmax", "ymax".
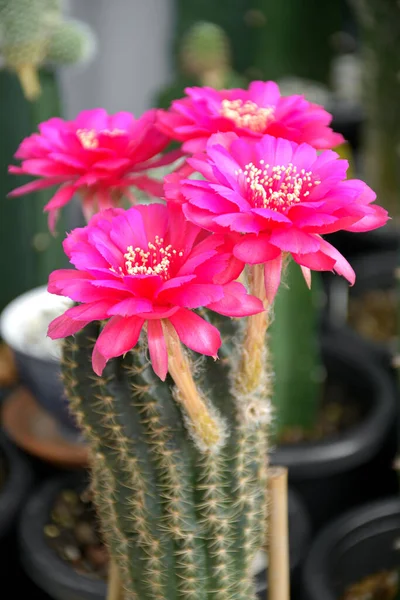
[
  {"xmin": 163, "ymin": 320, "xmax": 225, "ymax": 451},
  {"xmin": 236, "ymin": 264, "xmax": 269, "ymax": 395}
]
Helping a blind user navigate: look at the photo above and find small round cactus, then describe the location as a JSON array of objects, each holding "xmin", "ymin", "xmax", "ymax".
[
  {"xmin": 180, "ymin": 21, "xmax": 231, "ymax": 78},
  {"xmin": 0, "ymin": 0, "xmax": 97, "ymax": 100},
  {"xmin": 0, "ymin": 0, "xmax": 48, "ymax": 99},
  {"xmin": 47, "ymin": 19, "xmax": 97, "ymax": 65}
]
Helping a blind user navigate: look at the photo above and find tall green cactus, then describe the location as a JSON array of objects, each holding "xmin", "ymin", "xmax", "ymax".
[
  {"xmin": 269, "ymin": 260, "xmax": 324, "ymax": 436},
  {"xmin": 250, "ymin": 0, "xmax": 345, "ymax": 84},
  {"xmin": 0, "ymin": 67, "xmax": 68, "ymax": 313},
  {"xmin": 351, "ymin": 0, "xmax": 400, "ymax": 219},
  {"xmin": 61, "ymin": 319, "xmax": 268, "ymax": 600}
]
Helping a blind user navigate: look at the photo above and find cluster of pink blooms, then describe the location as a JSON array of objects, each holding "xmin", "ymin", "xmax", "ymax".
[{"xmin": 9, "ymin": 81, "xmax": 389, "ymax": 378}]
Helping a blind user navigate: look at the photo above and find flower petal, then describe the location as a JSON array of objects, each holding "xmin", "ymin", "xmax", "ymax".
[
  {"xmin": 268, "ymin": 228, "xmax": 321, "ymax": 254},
  {"xmin": 93, "ymin": 315, "xmax": 145, "ymax": 374},
  {"xmin": 264, "ymin": 254, "xmax": 283, "ymax": 304},
  {"xmin": 300, "ymin": 266, "xmax": 312, "ymax": 289},
  {"xmin": 147, "ymin": 320, "xmax": 168, "ymax": 380},
  {"xmin": 208, "ymin": 281, "xmax": 264, "ymax": 316},
  {"xmin": 233, "ymin": 234, "xmax": 281, "ymax": 264},
  {"xmin": 168, "ymin": 308, "xmax": 221, "ymax": 357},
  {"xmin": 160, "ymin": 283, "xmax": 224, "ymax": 308},
  {"xmin": 47, "ymin": 314, "xmax": 88, "ymax": 339},
  {"xmin": 107, "ymin": 297, "xmax": 153, "ymax": 316}
]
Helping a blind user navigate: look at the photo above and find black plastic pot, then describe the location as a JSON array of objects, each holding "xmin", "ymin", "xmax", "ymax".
[
  {"xmin": 302, "ymin": 496, "xmax": 400, "ymax": 600},
  {"xmin": 270, "ymin": 327, "xmax": 398, "ymax": 534},
  {"xmin": 323, "ymin": 250, "xmax": 397, "ymax": 370},
  {"xmin": 0, "ymin": 432, "xmax": 34, "ymax": 591},
  {"xmin": 19, "ymin": 472, "xmax": 311, "ymax": 600}
]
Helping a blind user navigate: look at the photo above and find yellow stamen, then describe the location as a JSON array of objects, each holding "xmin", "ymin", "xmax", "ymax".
[{"xmin": 220, "ymin": 99, "xmax": 274, "ymax": 132}]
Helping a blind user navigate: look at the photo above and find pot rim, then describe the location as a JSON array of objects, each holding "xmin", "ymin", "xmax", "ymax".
[
  {"xmin": 0, "ymin": 285, "xmax": 72, "ymax": 364},
  {"xmin": 270, "ymin": 326, "xmax": 396, "ymax": 478},
  {"xmin": 302, "ymin": 495, "xmax": 400, "ymax": 600}
]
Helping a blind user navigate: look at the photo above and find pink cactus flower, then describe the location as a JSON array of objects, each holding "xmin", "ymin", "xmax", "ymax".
[
  {"xmin": 47, "ymin": 204, "xmax": 262, "ymax": 379},
  {"xmin": 172, "ymin": 133, "xmax": 389, "ymax": 303},
  {"xmin": 157, "ymin": 81, "xmax": 344, "ymax": 153},
  {"xmin": 9, "ymin": 108, "xmax": 180, "ymax": 231}
]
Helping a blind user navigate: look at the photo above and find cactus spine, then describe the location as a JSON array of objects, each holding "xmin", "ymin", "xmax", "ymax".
[{"xmin": 61, "ymin": 316, "xmax": 268, "ymax": 600}]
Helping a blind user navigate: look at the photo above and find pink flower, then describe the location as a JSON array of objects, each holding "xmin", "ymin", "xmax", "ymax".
[
  {"xmin": 172, "ymin": 133, "xmax": 388, "ymax": 303},
  {"xmin": 157, "ymin": 81, "xmax": 344, "ymax": 153},
  {"xmin": 9, "ymin": 108, "xmax": 180, "ymax": 231},
  {"xmin": 47, "ymin": 203, "xmax": 263, "ymax": 379}
]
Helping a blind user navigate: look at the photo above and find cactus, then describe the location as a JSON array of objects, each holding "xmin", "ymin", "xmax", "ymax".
[
  {"xmin": 154, "ymin": 19, "xmax": 246, "ymax": 110},
  {"xmin": 350, "ymin": 0, "xmax": 400, "ymax": 219},
  {"xmin": 0, "ymin": 0, "xmax": 97, "ymax": 99},
  {"xmin": 249, "ymin": 0, "xmax": 345, "ymax": 84},
  {"xmin": 61, "ymin": 314, "xmax": 269, "ymax": 600},
  {"xmin": 0, "ymin": 67, "xmax": 69, "ymax": 313},
  {"xmin": 47, "ymin": 19, "xmax": 97, "ymax": 65},
  {"xmin": 269, "ymin": 260, "xmax": 325, "ymax": 437}
]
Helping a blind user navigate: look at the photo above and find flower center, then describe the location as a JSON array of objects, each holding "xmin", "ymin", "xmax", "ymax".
[
  {"xmin": 220, "ymin": 99, "xmax": 274, "ymax": 132},
  {"xmin": 123, "ymin": 236, "xmax": 184, "ymax": 280},
  {"xmin": 237, "ymin": 161, "xmax": 321, "ymax": 212},
  {"xmin": 76, "ymin": 128, "xmax": 125, "ymax": 149}
]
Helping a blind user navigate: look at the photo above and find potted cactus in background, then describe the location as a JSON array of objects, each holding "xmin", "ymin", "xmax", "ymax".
[
  {"xmin": 321, "ymin": 0, "xmax": 400, "ymax": 380},
  {"xmin": 4, "ymin": 72, "xmax": 389, "ymax": 600}
]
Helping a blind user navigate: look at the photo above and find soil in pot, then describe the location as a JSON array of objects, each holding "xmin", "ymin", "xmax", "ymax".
[
  {"xmin": 277, "ymin": 379, "xmax": 363, "ymax": 445},
  {"xmin": 44, "ymin": 486, "xmax": 108, "ymax": 581},
  {"xmin": 345, "ymin": 251, "xmax": 398, "ymax": 355},
  {"xmin": 341, "ymin": 569, "xmax": 398, "ymax": 600},
  {"xmin": 270, "ymin": 329, "xmax": 398, "ymax": 534},
  {"xmin": 347, "ymin": 288, "xmax": 397, "ymax": 347}
]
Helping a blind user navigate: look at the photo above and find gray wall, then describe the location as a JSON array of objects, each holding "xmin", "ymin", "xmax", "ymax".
[
  {"xmin": 60, "ymin": 0, "xmax": 175, "ymax": 118},
  {"xmin": 59, "ymin": 0, "xmax": 175, "ymax": 227}
]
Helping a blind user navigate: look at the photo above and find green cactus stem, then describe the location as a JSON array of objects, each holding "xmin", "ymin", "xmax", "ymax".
[
  {"xmin": 61, "ymin": 316, "xmax": 269, "ymax": 600},
  {"xmin": 0, "ymin": 67, "xmax": 68, "ymax": 313},
  {"xmin": 154, "ymin": 15, "xmax": 246, "ymax": 109},
  {"xmin": 351, "ymin": 0, "xmax": 400, "ymax": 220},
  {"xmin": 250, "ymin": 0, "xmax": 344, "ymax": 84},
  {"xmin": 269, "ymin": 259, "xmax": 325, "ymax": 437}
]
